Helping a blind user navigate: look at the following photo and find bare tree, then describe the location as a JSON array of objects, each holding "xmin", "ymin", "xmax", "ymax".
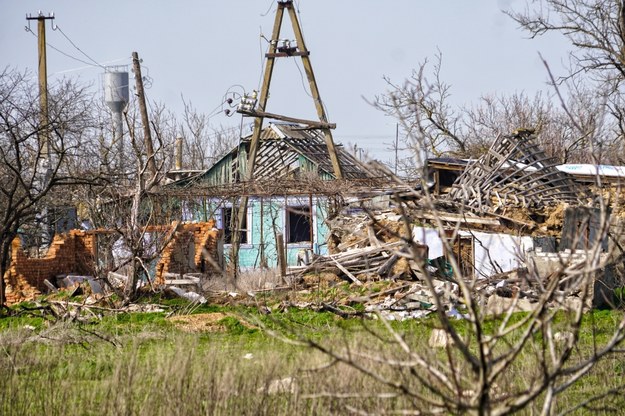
[
  {"xmin": 279, "ymin": 125, "xmax": 625, "ymax": 414},
  {"xmin": 508, "ymin": 0, "xmax": 625, "ymax": 160},
  {"xmin": 289, "ymin": 5, "xmax": 625, "ymax": 406},
  {"xmin": 507, "ymin": 0, "xmax": 625, "ymax": 88},
  {"xmin": 0, "ymin": 68, "xmax": 98, "ymax": 306},
  {"xmin": 373, "ymin": 52, "xmax": 465, "ymax": 160},
  {"xmin": 178, "ymin": 98, "xmax": 239, "ymax": 170},
  {"xmin": 373, "ymin": 52, "xmax": 621, "ymax": 165}
]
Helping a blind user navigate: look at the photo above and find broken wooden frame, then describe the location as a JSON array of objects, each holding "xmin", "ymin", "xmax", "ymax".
[{"xmin": 449, "ymin": 129, "xmax": 583, "ymax": 212}]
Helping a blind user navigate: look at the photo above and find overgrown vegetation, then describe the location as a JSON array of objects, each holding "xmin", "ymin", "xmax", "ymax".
[{"xmin": 0, "ymin": 300, "xmax": 623, "ymax": 415}]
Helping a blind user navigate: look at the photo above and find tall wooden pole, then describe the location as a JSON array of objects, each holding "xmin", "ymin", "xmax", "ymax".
[
  {"xmin": 231, "ymin": 1, "xmax": 343, "ymax": 278},
  {"xmin": 132, "ymin": 51, "xmax": 157, "ymax": 179},
  {"xmin": 230, "ymin": 3, "xmax": 286, "ymax": 278},
  {"xmin": 26, "ymin": 12, "xmax": 55, "ymax": 180},
  {"xmin": 287, "ymin": 4, "xmax": 343, "ymax": 179}
]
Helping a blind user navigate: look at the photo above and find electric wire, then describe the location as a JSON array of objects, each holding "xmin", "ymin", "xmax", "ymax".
[
  {"xmin": 139, "ymin": 64, "xmax": 153, "ymax": 89},
  {"xmin": 25, "ymin": 26, "xmax": 95, "ymax": 67},
  {"xmin": 293, "ymin": 58, "xmax": 313, "ymax": 99},
  {"xmin": 290, "ymin": 3, "xmax": 333, "ymax": 121},
  {"xmin": 54, "ymin": 25, "xmax": 105, "ymax": 69},
  {"xmin": 51, "ymin": 57, "xmax": 130, "ymax": 76},
  {"xmin": 258, "ymin": 26, "xmax": 267, "ymax": 93},
  {"xmin": 293, "ymin": 56, "xmax": 333, "ymax": 120},
  {"xmin": 260, "ymin": 0, "xmax": 275, "ymax": 17}
]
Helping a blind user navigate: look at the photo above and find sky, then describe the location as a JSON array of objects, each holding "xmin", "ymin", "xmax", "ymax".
[{"xmin": 0, "ymin": 0, "xmax": 571, "ymax": 165}]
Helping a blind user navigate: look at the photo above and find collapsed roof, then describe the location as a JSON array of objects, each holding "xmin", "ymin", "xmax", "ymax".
[
  {"xmin": 166, "ymin": 123, "xmax": 386, "ymax": 197},
  {"xmin": 448, "ymin": 129, "xmax": 584, "ymax": 212}
]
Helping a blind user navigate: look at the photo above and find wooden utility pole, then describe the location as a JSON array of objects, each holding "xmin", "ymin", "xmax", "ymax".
[
  {"xmin": 131, "ymin": 51, "xmax": 157, "ymax": 179},
  {"xmin": 26, "ymin": 12, "xmax": 55, "ymax": 178},
  {"xmin": 230, "ymin": 0, "xmax": 342, "ymax": 277},
  {"xmin": 285, "ymin": 3, "xmax": 343, "ymax": 179},
  {"xmin": 395, "ymin": 123, "xmax": 399, "ymax": 175}
]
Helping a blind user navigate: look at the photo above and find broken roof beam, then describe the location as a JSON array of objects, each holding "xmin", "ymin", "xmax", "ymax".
[
  {"xmin": 237, "ymin": 108, "xmax": 336, "ymax": 130},
  {"xmin": 449, "ymin": 130, "xmax": 583, "ymax": 210}
]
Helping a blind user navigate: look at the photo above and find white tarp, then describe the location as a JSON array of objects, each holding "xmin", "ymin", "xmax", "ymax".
[
  {"xmin": 498, "ymin": 161, "xmax": 625, "ymax": 178},
  {"xmin": 470, "ymin": 231, "xmax": 533, "ymax": 278},
  {"xmin": 413, "ymin": 226, "xmax": 534, "ymax": 278},
  {"xmin": 413, "ymin": 227, "xmax": 444, "ymax": 258}
]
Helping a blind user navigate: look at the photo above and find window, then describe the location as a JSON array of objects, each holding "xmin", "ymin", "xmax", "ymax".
[
  {"xmin": 287, "ymin": 206, "xmax": 312, "ymax": 243},
  {"xmin": 221, "ymin": 207, "xmax": 248, "ymax": 244}
]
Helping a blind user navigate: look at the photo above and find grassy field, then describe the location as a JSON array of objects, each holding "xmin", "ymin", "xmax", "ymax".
[{"xmin": 0, "ymin": 297, "xmax": 624, "ymax": 415}]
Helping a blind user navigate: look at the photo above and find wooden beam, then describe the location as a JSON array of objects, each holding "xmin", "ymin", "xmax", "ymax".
[
  {"xmin": 265, "ymin": 51, "xmax": 310, "ymax": 58},
  {"xmin": 287, "ymin": 4, "xmax": 343, "ymax": 179},
  {"xmin": 237, "ymin": 108, "xmax": 336, "ymax": 129},
  {"xmin": 231, "ymin": 2, "xmax": 287, "ymax": 277}
]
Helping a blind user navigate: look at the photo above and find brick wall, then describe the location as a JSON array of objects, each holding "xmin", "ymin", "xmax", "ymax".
[
  {"xmin": 3, "ymin": 230, "xmax": 97, "ymax": 305},
  {"xmin": 3, "ymin": 221, "xmax": 222, "ymax": 305},
  {"xmin": 155, "ymin": 220, "xmax": 222, "ymax": 284}
]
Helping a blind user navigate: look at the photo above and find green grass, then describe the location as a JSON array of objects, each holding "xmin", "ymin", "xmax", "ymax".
[{"xmin": 1, "ymin": 300, "xmax": 624, "ymax": 415}]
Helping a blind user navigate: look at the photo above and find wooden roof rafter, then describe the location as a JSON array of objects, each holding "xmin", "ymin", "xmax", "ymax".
[{"xmin": 449, "ymin": 129, "xmax": 584, "ymax": 212}]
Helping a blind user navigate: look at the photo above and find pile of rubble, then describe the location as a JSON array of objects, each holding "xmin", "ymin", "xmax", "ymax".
[
  {"xmin": 288, "ymin": 130, "xmax": 625, "ymax": 317},
  {"xmin": 290, "ymin": 201, "xmax": 622, "ymax": 319}
]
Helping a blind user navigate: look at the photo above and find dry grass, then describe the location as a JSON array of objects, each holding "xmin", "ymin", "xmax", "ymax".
[
  {"xmin": 0, "ymin": 308, "xmax": 623, "ymax": 415},
  {"xmin": 201, "ymin": 268, "xmax": 290, "ymax": 292}
]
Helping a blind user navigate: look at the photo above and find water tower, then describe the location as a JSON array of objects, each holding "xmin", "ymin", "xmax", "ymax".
[{"xmin": 103, "ymin": 66, "xmax": 129, "ymax": 169}]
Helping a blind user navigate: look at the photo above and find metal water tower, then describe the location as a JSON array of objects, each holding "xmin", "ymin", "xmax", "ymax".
[{"xmin": 103, "ymin": 66, "xmax": 129, "ymax": 168}]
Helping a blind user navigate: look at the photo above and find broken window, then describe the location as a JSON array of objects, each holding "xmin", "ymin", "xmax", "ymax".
[
  {"xmin": 287, "ymin": 205, "xmax": 312, "ymax": 244},
  {"xmin": 221, "ymin": 207, "xmax": 249, "ymax": 244}
]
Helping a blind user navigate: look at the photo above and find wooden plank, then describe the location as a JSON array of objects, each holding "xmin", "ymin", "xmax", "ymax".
[
  {"xmin": 276, "ymin": 233, "xmax": 287, "ymax": 283},
  {"xmin": 162, "ymin": 272, "xmax": 200, "ymax": 282},
  {"xmin": 328, "ymin": 254, "xmax": 363, "ymax": 286},
  {"xmin": 164, "ymin": 279, "xmax": 200, "ymax": 285},
  {"xmin": 43, "ymin": 279, "xmax": 58, "ymax": 293},
  {"xmin": 414, "ymin": 211, "xmax": 501, "ymax": 226},
  {"xmin": 377, "ymin": 253, "xmax": 400, "ymax": 276}
]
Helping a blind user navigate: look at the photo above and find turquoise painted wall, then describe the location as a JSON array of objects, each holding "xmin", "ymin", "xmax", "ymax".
[{"xmin": 189, "ymin": 196, "xmax": 331, "ymax": 269}]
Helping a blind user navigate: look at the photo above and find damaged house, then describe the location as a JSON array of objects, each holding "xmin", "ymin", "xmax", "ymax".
[
  {"xmin": 310, "ymin": 129, "xmax": 624, "ymax": 310},
  {"xmin": 167, "ymin": 122, "xmax": 384, "ymax": 269}
]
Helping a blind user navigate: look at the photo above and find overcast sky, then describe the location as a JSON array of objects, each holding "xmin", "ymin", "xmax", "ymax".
[{"xmin": 1, "ymin": 0, "xmax": 571, "ymax": 163}]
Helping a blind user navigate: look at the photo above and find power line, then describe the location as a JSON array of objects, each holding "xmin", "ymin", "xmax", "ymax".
[
  {"xmin": 260, "ymin": 0, "xmax": 275, "ymax": 17},
  {"xmin": 51, "ymin": 57, "xmax": 130, "ymax": 76},
  {"xmin": 25, "ymin": 26, "xmax": 95, "ymax": 67},
  {"xmin": 54, "ymin": 25, "xmax": 105, "ymax": 69},
  {"xmin": 258, "ymin": 26, "xmax": 267, "ymax": 92},
  {"xmin": 293, "ymin": 58, "xmax": 313, "ymax": 99}
]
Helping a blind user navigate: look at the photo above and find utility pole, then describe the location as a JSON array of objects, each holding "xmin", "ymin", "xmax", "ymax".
[
  {"xmin": 26, "ymin": 11, "xmax": 55, "ymax": 183},
  {"xmin": 26, "ymin": 11, "xmax": 55, "ymax": 250},
  {"xmin": 131, "ymin": 51, "xmax": 157, "ymax": 180},
  {"xmin": 395, "ymin": 123, "xmax": 399, "ymax": 176},
  {"xmin": 230, "ymin": 0, "xmax": 342, "ymax": 278}
]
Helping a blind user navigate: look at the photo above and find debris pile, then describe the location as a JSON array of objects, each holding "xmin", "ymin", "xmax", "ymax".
[
  {"xmin": 297, "ymin": 211, "xmax": 427, "ymax": 284},
  {"xmin": 2, "ymin": 221, "xmax": 223, "ymax": 306}
]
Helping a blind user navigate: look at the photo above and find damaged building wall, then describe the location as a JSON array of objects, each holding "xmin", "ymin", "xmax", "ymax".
[
  {"xmin": 183, "ymin": 196, "xmax": 329, "ymax": 269},
  {"xmin": 3, "ymin": 230, "xmax": 97, "ymax": 305},
  {"xmin": 2, "ymin": 222, "xmax": 222, "ymax": 305},
  {"xmin": 154, "ymin": 220, "xmax": 222, "ymax": 284}
]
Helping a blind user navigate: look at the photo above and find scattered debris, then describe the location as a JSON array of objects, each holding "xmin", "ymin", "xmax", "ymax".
[
  {"xmin": 166, "ymin": 286, "xmax": 207, "ymax": 304},
  {"xmin": 258, "ymin": 377, "xmax": 298, "ymax": 395}
]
